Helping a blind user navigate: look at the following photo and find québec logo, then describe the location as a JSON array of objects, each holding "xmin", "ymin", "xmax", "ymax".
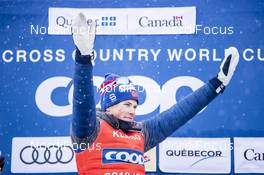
[
  {"xmin": 55, "ymin": 16, "xmax": 117, "ymax": 29},
  {"xmin": 101, "ymin": 16, "xmax": 117, "ymax": 26},
  {"xmin": 102, "ymin": 148, "xmax": 144, "ymax": 166}
]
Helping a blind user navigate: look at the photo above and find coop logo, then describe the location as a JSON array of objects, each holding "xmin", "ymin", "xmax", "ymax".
[
  {"xmin": 35, "ymin": 75, "xmax": 205, "ymax": 117},
  {"xmin": 102, "ymin": 148, "xmax": 144, "ymax": 166},
  {"xmin": 166, "ymin": 149, "xmax": 223, "ymax": 167},
  {"xmin": 101, "ymin": 16, "xmax": 117, "ymax": 26},
  {"xmin": 139, "ymin": 16, "xmax": 183, "ymax": 28}
]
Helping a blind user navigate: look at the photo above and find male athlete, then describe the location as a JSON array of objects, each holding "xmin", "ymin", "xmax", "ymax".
[{"xmin": 71, "ymin": 13, "xmax": 239, "ymax": 175}]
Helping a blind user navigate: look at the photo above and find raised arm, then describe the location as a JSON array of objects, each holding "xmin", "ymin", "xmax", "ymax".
[
  {"xmin": 71, "ymin": 13, "xmax": 98, "ymax": 148},
  {"xmin": 143, "ymin": 47, "xmax": 239, "ymax": 152}
]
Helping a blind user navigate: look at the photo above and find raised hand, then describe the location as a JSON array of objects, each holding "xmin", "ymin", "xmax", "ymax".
[{"xmin": 72, "ymin": 13, "xmax": 96, "ymax": 56}]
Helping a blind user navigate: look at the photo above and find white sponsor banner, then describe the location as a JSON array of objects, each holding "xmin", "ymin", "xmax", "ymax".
[
  {"xmin": 48, "ymin": 7, "xmax": 196, "ymax": 35},
  {"xmin": 11, "ymin": 137, "xmax": 77, "ymax": 173},
  {"xmin": 234, "ymin": 137, "xmax": 264, "ymax": 173},
  {"xmin": 159, "ymin": 137, "xmax": 231, "ymax": 173}
]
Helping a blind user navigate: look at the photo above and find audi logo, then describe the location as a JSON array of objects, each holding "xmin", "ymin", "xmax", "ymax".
[{"xmin": 19, "ymin": 145, "xmax": 74, "ymax": 164}]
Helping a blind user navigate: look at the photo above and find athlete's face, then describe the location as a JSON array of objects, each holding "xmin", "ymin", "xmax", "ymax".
[{"xmin": 106, "ymin": 100, "xmax": 137, "ymax": 122}]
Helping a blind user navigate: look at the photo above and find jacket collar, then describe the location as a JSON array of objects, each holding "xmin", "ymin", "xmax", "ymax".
[{"xmin": 96, "ymin": 111, "xmax": 142, "ymax": 132}]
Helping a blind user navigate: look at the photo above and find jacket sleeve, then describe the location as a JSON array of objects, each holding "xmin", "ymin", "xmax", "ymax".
[
  {"xmin": 143, "ymin": 78, "xmax": 222, "ymax": 152},
  {"xmin": 71, "ymin": 49, "xmax": 99, "ymax": 149}
]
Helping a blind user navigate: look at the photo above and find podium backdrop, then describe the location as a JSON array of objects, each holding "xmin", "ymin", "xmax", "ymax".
[{"xmin": 0, "ymin": 0, "xmax": 264, "ymax": 174}]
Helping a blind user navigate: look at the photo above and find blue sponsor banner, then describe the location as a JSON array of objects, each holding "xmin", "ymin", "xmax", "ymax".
[{"xmin": 0, "ymin": 0, "xmax": 264, "ymax": 174}]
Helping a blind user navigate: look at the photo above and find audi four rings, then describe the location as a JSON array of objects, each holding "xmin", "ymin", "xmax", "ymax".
[{"xmin": 19, "ymin": 145, "xmax": 74, "ymax": 164}]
